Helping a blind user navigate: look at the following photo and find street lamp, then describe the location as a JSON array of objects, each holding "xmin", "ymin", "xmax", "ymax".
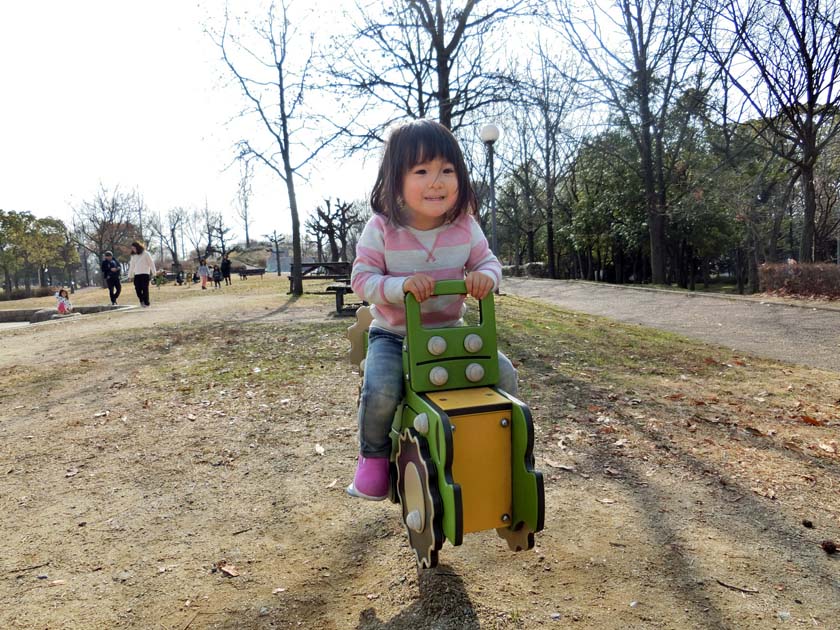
[{"xmin": 479, "ymin": 123, "xmax": 500, "ymax": 256}]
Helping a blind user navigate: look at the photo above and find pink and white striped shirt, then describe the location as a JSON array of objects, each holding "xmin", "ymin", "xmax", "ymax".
[{"xmin": 351, "ymin": 213, "xmax": 501, "ymax": 334}]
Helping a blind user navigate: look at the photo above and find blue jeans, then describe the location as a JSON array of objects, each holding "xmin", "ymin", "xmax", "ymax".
[{"xmin": 358, "ymin": 327, "xmax": 518, "ymax": 457}]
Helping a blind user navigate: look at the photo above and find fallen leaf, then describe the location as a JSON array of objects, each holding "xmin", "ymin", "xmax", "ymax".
[
  {"xmin": 597, "ymin": 498, "xmax": 616, "ymax": 504},
  {"xmin": 219, "ymin": 563, "xmax": 239, "ymax": 577},
  {"xmin": 544, "ymin": 459, "xmax": 576, "ymax": 472},
  {"xmin": 65, "ymin": 468, "xmax": 79, "ymax": 478},
  {"xmin": 817, "ymin": 443, "xmax": 837, "ymax": 454},
  {"xmin": 751, "ymin": 487, "xmax": 777, "ymax": 499},
  {"xmin": 273, "ymin": 587, "xmax": 286, "ymax": 594},
  {"xmin": 798, "ymin": 415, "xmax": 825, "ymax": 427},
  {"xmin": 93, "ymin": 411, "xmax": 110, "ymax": 418},
  {"xmin": 315, "ymin": 444, "xmax": 325, "ymax": 455},
  {"xmin": 49, "ymin": 580, "xmax": 66, "ymax": 586},
  {"xmin": 326, "ymin": 478, "xmax": 338, "ymax": 488}
]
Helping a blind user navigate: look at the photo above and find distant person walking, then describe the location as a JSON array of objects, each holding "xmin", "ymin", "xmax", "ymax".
[
  {"xmin": 127, "ymin": 241, "xmax": 156, "ymax": 307},
  {"xmin": 212, "ymin": 265, "xmax": 222, "ymax": 289},
  {"xmin": 198, "ymin": 259, "xmax": 210, "ymax": 290},
  {"xmin": 221, "ymin": 254, "xmax": 232, "ymax": 286},
  {"xmin": 100, "ymin": 250, "xmax": 122, "ymax": 305}
]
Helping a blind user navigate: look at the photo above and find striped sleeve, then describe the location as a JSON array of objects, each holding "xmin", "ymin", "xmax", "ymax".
[
  {"xmin": 351, "ymin": 216, "xmax": 406, "ymax": 305},
  {"xmin": 465, "ymin": 216, "xmax": 502, "ymax": 289}
]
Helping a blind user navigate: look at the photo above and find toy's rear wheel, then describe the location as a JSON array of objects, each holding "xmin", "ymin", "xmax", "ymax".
[{"xmin": 396, "ymin": 428, "xmax": 443, "ymax": 569}]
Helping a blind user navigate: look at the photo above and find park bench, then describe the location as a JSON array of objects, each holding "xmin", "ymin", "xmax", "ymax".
[{"xmin": 237, "ymin": 267, "xmax": 266, "ymax": 279}]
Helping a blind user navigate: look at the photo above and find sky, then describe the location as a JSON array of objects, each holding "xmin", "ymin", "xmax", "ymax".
[{"xmin": 0, "ymin": 0, "xmax": 378, "ymax": 240}]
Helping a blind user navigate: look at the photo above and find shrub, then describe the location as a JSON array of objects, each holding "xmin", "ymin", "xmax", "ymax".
[
  {"xmin": 0, "ymin": 286, "xmax": 56, "ymax": 301},
  {"xmin": 501, "ymin": 262, "xmax": 548, "ymax": 278},
  {"xmin": 759, "ymin": 262, "xmax": 840, "ymax": 298}
]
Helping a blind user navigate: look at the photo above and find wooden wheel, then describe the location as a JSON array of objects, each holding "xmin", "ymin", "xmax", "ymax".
[
  {"xmin": 496, "ymin": 523, "xmax": 536, "ymax": 552},
  {"xmin": 396, "ymin": 428, "xmax": 443, "ymax": 569}
]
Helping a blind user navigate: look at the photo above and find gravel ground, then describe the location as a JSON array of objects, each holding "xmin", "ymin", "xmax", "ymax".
[{"xmin": 503, "ymin": 278, "xmax": 840, "ymax": 372}]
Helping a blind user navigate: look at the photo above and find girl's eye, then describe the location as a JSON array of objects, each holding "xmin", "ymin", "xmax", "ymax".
[{"xmin": 413, "ymin": 168, "xmax": 427, "ymax": 175}]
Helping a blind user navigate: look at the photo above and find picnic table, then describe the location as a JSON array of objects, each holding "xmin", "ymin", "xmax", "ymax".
[
  {"xmin": 326, "ymin": 282, "xmax": 362, "ymax": 315},
  {"xmin": 288, "ymin": 261, "xmax": 351, "ymax": 292}
]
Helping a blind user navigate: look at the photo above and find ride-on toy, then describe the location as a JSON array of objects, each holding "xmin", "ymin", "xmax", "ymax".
[{"xmin": 347, "ymin": 280, "xmax": 544, "ymax": 568}]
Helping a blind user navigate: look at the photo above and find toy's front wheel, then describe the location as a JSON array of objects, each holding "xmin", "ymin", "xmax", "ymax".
[
  {"xmin": 496, "ymin": 523, "xmax": 536, "ymax": 552},
  {"xmin": 396, "ymin": 428, "xmax": 444, "ymax": 569}
]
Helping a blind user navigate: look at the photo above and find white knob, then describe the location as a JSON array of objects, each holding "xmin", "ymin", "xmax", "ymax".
[
  {"xmin": 464, "ymin": 333, "xmax": 483, "ymax": 353},
  {"xmin": 429, "ymin": 366, "xmax": 449, "ymax": 386},
  {"xmin": 405, "ymin": 509, "xmax": 423, "ymax": 532},
  {"xmin": 413, "ymin": 413, "xmax": 429, "ymax": 434},
  {"xmin": 427, "ymin": 335, "xmax": 447, "ymax": 355},
  {"xmin": 465, "ymin": 363, "xmax": 485, "ymax": 382}
]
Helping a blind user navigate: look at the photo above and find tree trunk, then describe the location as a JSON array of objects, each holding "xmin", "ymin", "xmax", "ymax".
[
  {"xmin": 286, "ymin": 162, "xmax": 304, "ymax": 295},
  {"xmin": 735, "ymin": 248, "xmax": 744, "ymax": 294},
  {"xmin": 799, "ymin": 162, "xmax": 817, "ymax": 263}
]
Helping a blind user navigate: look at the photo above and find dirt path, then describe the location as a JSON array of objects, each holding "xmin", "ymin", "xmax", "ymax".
[
  {"xmin": 503, "ymin": 278, "xmax": 840, "ymax": 372},
  {"xmin": 2, "ymin": 278, "xmax": 839, "ymax": 629}
]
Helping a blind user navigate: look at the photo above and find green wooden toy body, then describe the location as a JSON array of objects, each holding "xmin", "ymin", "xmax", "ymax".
[{"xmin": 377, "ymin": 280, "xmax": 545, "ymax": 568}]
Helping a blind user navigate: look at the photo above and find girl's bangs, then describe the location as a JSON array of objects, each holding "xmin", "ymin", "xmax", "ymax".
[{"xmin": 405, "ymin": 125, "xmax": 459, "ymax": 168}]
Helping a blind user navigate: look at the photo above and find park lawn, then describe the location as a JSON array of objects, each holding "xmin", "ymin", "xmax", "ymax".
[{"xmin": 2, "ymin": 286, "xmax": 838, "ymax": 629}]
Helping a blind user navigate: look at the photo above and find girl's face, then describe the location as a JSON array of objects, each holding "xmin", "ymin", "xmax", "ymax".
[
  {"xmin": 401, "ymin": 157, "xmax": 458, "ymax": 230},
  {"xmin": 59, "ymin": 290, "xmax": 68, "ymax": 298}
]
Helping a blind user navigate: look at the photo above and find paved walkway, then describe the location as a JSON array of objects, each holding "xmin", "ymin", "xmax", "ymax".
[{"xmin": 503, "ymin": 278, "xmax": 840, "ymax": 372}]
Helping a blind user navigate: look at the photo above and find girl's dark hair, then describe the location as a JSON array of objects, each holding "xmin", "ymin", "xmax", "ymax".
[
  {"xmin": 370, "ymin": 119, "xmax": 477, "ymax": 226},
  {"xmin": 131, "ymin": 241, "xmax": 145, "ymax": 254}
]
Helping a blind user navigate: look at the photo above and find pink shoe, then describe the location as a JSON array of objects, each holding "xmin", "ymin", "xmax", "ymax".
[{"xmin": 346, "ymin": 456, "xmax": 389, "ymax": 501}]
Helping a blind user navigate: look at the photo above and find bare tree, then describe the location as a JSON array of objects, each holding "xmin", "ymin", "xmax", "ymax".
[
  {"xmin": 305, "ymin": 198, "xmax": 365, "ymax": 262},
  {"xmin": 211, "ymin": 1, "xmax": 338, "ymax": 295},
  {"xmin": 519, "ymin": 42, "xmax": 579, "ymax": 277},
  {"xmin": 73, "ymin": 183, "xmax": 144, "ymax": 279},
  {"xmin": 551, "ymin": 0, "xmax": 704, "ymax": 284},
  {"xmin": 184, "ymin": 208, "xmax": 209, "ymax": 262},
  {"xmin": 237, "ymin": 159, "xmax": 255, "ymax": 247},
  {"xmin": 149, "ymin": 207, "xmax": 187, "ymax": 272},
  {"xmin": 698, "ymin": 0, "xmax": 840, "ymax": 263},
  {"xmin": 328, "ymin": 0, "xmax": 535, "ymax": 143},
  {"xmin": 266, "ymin": 230, "xmax": 286, "ymax": 275}
]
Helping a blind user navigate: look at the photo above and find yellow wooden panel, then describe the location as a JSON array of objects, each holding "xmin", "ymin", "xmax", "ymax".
[
  {"xmin": 450, "ymin": 407, "xmax": 512, "ymax": 534},
  {"xmin": 427, "ymin": 387, "xmax": 508, "ymax": 412}
]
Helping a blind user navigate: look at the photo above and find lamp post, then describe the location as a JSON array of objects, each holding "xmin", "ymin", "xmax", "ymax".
[{"xmin": 480, "ymin": 123, "xmax": 500, "ymax": 256}]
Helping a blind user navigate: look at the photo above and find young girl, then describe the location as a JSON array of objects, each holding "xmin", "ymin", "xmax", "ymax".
[
  {"xmin": 212, "ymin": 265, "xmax": 222, "ymax": 288},
  {"xmin": 198, "ymin": 259, "xmax": 210, "ymax": 290},
  {"xmin": 347, "ymin": 119, "xmax": 517, "ymax": 501},
  {"xmin": 55, "ymin": 288, "xmax": 73, "ymax": 314}
]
